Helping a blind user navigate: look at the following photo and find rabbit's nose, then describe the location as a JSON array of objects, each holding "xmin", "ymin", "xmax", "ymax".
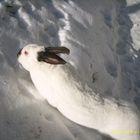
[{"xmin": 17, "ymin": 48, "xmax": 22, "ymax": 57}]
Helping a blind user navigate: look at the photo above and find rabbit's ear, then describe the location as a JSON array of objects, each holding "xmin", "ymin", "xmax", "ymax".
[
  {"xmin": 45, "ymin": 47, "xmax": 70, "ymax": 55},
  {"xmin": 38, "ymin": 51, "xmax": 67, "ymax": 65}
]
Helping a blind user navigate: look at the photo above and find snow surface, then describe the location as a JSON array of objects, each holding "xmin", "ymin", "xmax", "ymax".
[{"xmin": 0, "ymin": 0, "xmax": 140, "ymax": 140}]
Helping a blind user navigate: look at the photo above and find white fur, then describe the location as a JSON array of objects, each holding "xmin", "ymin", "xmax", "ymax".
[{"xmin": 18, "ymin": 44, "xmax": 140, "ymax": 140}]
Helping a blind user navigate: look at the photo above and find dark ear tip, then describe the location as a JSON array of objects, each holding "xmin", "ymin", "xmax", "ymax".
[
  {"xmin": 66, "ymin": 48, "xmax": 70, "ymax": 55},
  {"xmin": 60, "ymin": 46, "xmax": 70, "ymax": 55}
]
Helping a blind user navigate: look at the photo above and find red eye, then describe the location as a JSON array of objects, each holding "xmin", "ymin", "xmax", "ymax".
[{"xmin": 24, "ymin": 51, "xmax": 28, "ymax": 55}]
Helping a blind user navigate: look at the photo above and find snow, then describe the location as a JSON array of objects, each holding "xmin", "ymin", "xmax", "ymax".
[
  {"xmin": 127, "ymin": 0, "xmax": 140, "ymax": 50},
  {"xmin": 0, "ymin": 0, "xmax": 140, "ymax": 140}
]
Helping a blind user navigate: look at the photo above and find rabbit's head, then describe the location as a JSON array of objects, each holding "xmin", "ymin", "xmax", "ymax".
[{"xmin": 17, "ymin": 44, "xmax": 70, "ymax": 71}]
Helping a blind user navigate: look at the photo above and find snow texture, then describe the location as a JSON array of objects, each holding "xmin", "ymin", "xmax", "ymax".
[{"xmin": 0, "ymin": 0, "xmax": 140, "ymax": 140}]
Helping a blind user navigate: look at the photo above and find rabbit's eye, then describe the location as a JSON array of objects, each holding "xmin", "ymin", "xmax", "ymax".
[{"xmin": 24, "ymin": 51, "xmax": 28, "ymax": 55}]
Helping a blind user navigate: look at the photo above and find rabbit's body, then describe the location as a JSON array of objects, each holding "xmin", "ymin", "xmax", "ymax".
[
  {"xmin": 30, "ymin": 63, "xmax": 140, "ymax": 140},
  {"xmin": 18, "ymin": 44, "xmax": 140, "ymax": 140}
]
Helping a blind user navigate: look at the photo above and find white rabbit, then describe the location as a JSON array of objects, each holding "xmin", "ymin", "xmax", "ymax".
[{"xmin": 17, "ymin": 44, "xmax": 140, "ymax": 140}]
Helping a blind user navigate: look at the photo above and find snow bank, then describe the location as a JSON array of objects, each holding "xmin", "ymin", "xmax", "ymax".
[{"xmin": 0, "ymin": 0, "xmax": 139, "ymax": 140}]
